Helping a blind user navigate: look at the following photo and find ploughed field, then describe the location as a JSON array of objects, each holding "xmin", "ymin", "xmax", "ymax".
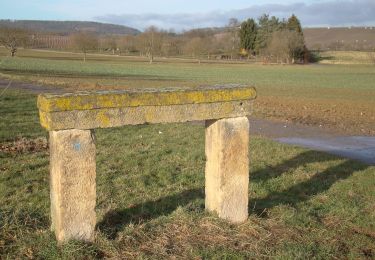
[
  {"xmin": 0, "ymin": 48, "xmax": 374, "ymax": 135},
  {"xmin": 0, "ymin": 49, "xmax": 374, "ymax": 258}
]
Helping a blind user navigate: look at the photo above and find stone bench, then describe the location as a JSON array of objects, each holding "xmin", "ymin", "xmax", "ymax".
[{"xmin": 37, "ymin": 85, "xmax": 257, "ymax": 243}]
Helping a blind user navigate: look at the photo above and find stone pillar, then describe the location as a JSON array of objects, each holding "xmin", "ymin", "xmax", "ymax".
[
  {"xmin": 49, "ymin": 129, "xmax": 96, "ymax": 243},
  {"xmin": 205, "ymin": 117, "xmax": 249, "ymax": 223}
]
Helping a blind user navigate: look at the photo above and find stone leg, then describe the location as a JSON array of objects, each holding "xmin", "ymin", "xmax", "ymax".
[
  {"xmin": 205, "ymin": 117, "xmax": 249, "ymax": 223},
  {"xmin": 49, "ymin": 129, "xmax": 96, "ymax": 243}
]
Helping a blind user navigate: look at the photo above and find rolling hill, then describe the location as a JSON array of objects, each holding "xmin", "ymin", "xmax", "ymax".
[
  {"xmin": 187, "ymin": 26, "xmax": 375, "ymax": 51},
  {"xmin": 1, "ymin": 19, "xmax": 374, "ymax": 51},
  {"xmin": 0, "ymin": 20, "xmax": 140, "ymax": 36},
  {"xmin": 303, "ymin": 27, "xmax": 375, "ymax": 50}
]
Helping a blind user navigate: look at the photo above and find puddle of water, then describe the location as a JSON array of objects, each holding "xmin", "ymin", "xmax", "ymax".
[{"xmin": 277, "ymin": 136, "xmax": 375, "ymax": 165}]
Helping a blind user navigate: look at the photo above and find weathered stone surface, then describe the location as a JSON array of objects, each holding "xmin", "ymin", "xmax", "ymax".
[
  {"xmin": 37, "ymin": 85, "xmax": 256, "ymax": 130},
  {"xmin": 40, "ymin": 100, "xmax": 253, "ymax": 130},
  {"xmin": 205, "ymin": 117, "xmax": 249, "ymax": 223},
  {"xmin": 50, "ymin": 129, "xmax": 96, "ymax": 242},
  {"xmin": 38, "ymin": 85, "xmax": 256, "ymax": 112}
]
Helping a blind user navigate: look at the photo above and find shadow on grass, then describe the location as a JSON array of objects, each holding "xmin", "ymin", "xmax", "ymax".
[
  {"xmin": 251, "ymin": 150, "xmax": 337, "ymax": 182},
  {"xmin": 308, "ymin": 51, "xmax": 335, "ymax": 63},
  {"xmin": 250, "ymin": 151, "xmax": 368, "ymax": 216},
  {"xmin": 98, "ymin": 150, "xmax": 368, "ymax": 238},
  {"xmin": 97, "ymin": 188, "xmax": 204, "ymax": 239}
]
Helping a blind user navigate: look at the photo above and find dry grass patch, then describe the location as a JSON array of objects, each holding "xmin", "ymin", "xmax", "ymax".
[{"xmin": 0, "ymin": 137, "xmax": 47, "ymax": 154}]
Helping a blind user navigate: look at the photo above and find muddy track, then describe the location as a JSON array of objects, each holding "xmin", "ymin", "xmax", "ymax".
[{"xmin": 0, "ymin": 78, "xmax": 65, "ymax": 94}]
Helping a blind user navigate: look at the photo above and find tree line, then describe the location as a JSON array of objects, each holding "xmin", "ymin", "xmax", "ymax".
[
  {"xmin": 239, "ymin": 14, "xmax": 306, "ymax": 63},
  {"xmin": 0, "ymin": 14, "xmax": 308, "ymax": 64}
]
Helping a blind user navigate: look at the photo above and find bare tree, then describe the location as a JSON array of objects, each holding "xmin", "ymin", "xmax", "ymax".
[
  {"xmin": 72, "ymin": 32, "xmax": 98, "ymax": 62},
  {"xmin": 161, "ymin": 35, "xmax": 183, "ymax": 57},
  {"xmin": 266, "ymin": 30, "xmax": 304, "ymax": 64},
  {"xmin": 139, "ymin": 26, "xmax": 164, "ymax": 63},
  {"xmin": 227, "ymin": 18, "xmax": 240, "ymax": 59},
  {"xmin": 183, "ymin": 37, "xmax": 205, "ymax": 63},
  {"xmin": 0, "ymin": 27, "xmax": 29, "ymax": 57},
  {"xmin": 266, "ymin": 31, "xmax": 289, "ymax": 63},
  {"xmin": 107, "ymin": 36, "xmax": 117, "ymax": 54},
  {"xmin": 118, "ymin": 35, "xmax": 137, "ymax": 55}
]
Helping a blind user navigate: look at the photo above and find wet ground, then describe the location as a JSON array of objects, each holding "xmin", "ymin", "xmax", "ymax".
[
  {"xmin": 250, "ymin": 118, "xmax": 375, "ymax": 165},
  {"xmin": 277, "ymin": 136, "xmax": 374, "ymax": 165},
  {"xmin": 1, "ymin": 78, "xmax": 374, "ymax": 165}
]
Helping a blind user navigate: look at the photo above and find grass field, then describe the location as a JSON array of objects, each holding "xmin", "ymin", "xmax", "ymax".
[
  {"xmin": 1, "ymin": 48, "xmax": 374, "ymax": 135},
  {"xmin": 319, "ymin": 51, "xmax": 375, "ymax": 65},
  {"xmin": 0, "ymin": 48, "xmax": 375, "ymax": 258},
  {"xmin": 1, "ymin": 89, "xmax": 375, "ymax": 259}
]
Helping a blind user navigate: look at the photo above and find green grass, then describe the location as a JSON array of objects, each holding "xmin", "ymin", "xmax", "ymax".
[
  {"xmin": 1, "ymin": 49, "xmax": 375, "ymax": 96},
  {"xmin": 0, "ymin": 90, "xmax": 45, "ymax": 141},
  {"xmin": 1, "ymin": 90, "xmax": 374, "ymax": 259},
  {"xmin": 1, "ymin": 55, "xmax": 374, "ymax": 90},
  {"xmin": 1, "ymin": 48, "xmax": 375, "ymax": 136}
]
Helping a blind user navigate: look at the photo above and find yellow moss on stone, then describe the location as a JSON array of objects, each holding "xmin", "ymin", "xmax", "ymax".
[
  {"xmin": 37, "ymin": 86, "xmax": 256, "ymax": 112},
  {"xmin": 95, "ymin": 110, "xmax": 110, "ymax": 127},
  {"xmin": 39, "ymin": 111, "xmax": 49, "ymax": 130}
]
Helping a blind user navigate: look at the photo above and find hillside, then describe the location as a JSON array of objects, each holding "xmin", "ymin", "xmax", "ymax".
[
  {"xmin": 0, "ymin": 20, "xmax": 140, "ymax": 36},
  {"xmin": 187, "ymin": 26, "xmax": 375, "ymax": 51},
  {"xmin": 303, "ymin": 27, "xmax": 375, "ymax": 50},
  {"xmin": 1, "ymin": 20, "xmax": 374, "ymax": 51}
]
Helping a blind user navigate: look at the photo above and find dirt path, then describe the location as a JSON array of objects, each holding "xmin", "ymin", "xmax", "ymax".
[
  {"xmin": 1, "ymin": 78, "xmax": 374, "ymax": 165},
  {"xmin": 0, "ymin": 78, "xmax": 65, "ymax": 94}
]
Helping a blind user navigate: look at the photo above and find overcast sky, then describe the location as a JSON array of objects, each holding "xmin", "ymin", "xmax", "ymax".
[{"xmin": 1, "ymin": 0, "xmax": 374, "ymax": 31}]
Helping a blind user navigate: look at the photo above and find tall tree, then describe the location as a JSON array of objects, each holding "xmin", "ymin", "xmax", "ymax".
[
  {"xmin": 142, "ymin": 26, "xmax": 164, "ymax": 64},
  {"xmin": 72, "ymin": 32, "xmax": 98, "ymax": 62},
  {"xmin": 286, "ymin": 14, "xmax": 305, "ymax": 62},
  {"xmin": 287, "ymin": 14, "xmax": 303, "ymax": 34},
  {"xmin": 255, "ymin": 14, "xmax": 281, "ymax": 53},
  {"xmin": 0, "ymin": 27, "xmax": 29, "ymax": 57},
  {"xmin": 227, "ymin": 18, "xmax": 240, "ymax": 59},
  {"xmin": 239, "ymin": 18, "xmax": 257, "ymax": 56}
]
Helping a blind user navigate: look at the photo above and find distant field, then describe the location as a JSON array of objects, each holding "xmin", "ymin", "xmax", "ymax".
[
  {"xmin": 319, "ymin": 51, "xmax": 375, "ymax": 65},
  {"xmin": 304, "ymin": 27, "xmax": 375, "ymax": 50},
  {"xmin": 0, "ymin": 48, "xmax": 374, "ymax": 135}
]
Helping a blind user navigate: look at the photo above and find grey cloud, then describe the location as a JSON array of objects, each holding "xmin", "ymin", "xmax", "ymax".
[{"xmin": 95, "ymin": 0, "xmax": 375, "ymax": 31}]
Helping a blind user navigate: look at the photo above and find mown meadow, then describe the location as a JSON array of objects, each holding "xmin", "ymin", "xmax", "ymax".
[{"xmin": 0, "ymin": 49, "xmax": 374, "ymax": 258}]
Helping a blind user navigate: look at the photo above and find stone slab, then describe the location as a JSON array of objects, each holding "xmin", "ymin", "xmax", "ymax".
[
  {"xmin": 38, "ymin": 85, "xmax": 256, "ymax": 130},
  {"xmin": 40, "ymin": 100, "xmax": 253, "ymax": 130},
  {"xmin": 38, "ymin": 85, "xmax": 256, "ymax": 112}
]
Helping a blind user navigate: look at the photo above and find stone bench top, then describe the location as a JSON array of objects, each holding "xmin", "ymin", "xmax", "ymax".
[
  {"xmin": 38, "ymin": 84, "xmax": 256, "ymax": 112},
  {"xmin": 38, "ymin": 84, "xmax": 256, "ymax": 131}
]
